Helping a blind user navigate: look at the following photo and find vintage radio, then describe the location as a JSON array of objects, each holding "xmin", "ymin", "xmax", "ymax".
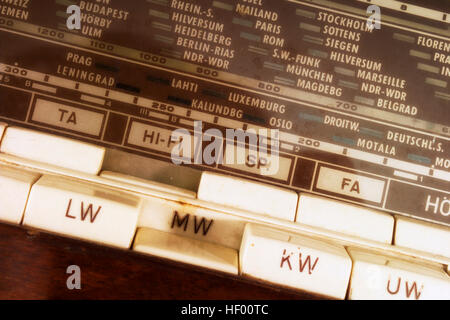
[{"xmin": 0, "ymin": 0, "xmax": 448, "ymax": 300}]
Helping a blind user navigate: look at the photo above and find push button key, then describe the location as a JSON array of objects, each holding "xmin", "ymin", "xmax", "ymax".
[{"xmin": 23, "ymin": 175, "xmax": 142, "ymax": 248}]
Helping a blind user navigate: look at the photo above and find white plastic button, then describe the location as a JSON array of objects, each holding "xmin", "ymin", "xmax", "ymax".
[
  {"xmin": 23, "ymin": 175, "xmax": 142, "ymax": 248},
  {"xmin": 197, "ymin": 172, "xmax": 298, "ymax": 221},
  {"xmin": 240, "ymin": 224, "xmax": 352, "ymax": 299},
  {"xmin": 297, "ymin": 193, "xmax": 394, "ymax": 243},
  {"xmin": 0, "ymin": 165, "xmax": 40, "ymax": 224},
  {"xmin": 139, "ymin": 196, "xmax": 246, "ymax": 249},
  {"xmin": 347, "ymin": 248, "xmax": 450, "ymax": 300},
  {"xmin": 394, "ymin": 216, "xmax": 450, "ymax": 258},
  {"xmin": 0, "ymin": 122, "xmax": 6, "ymax": 143},
  {"xmin": 0, "ymin": 127, "xmax": 105, "ymax": 175},
  {"xmin": 133, "ymin": 227, "xmax": 238, "ymax": 274}
]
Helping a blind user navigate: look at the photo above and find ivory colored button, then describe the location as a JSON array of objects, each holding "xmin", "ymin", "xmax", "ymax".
[
  {"xmin": 139, "ymin": 196, "xmax": 246, "ymax": 249},
  {"xmin": 133, "ymin": 227, "xmax": 238, "ymax": 274},
  {"xmin": 240, "ymin": 224, "xmax": 352, "ymax": 299},
  {"xmin": 23, "ymin": 175, "xmax": 142, "ymax": 248},
  {"xmin": 100, "ymin": 171, "xmax": 196, "ymax": 198},
  {"xmin": 297, "ymin": 193, "xmax": 394, "ymax": 243},
  {"xmin": 394, "ymin": 216, "xmax": 450, "ymax": 258},
  {"xmin": 197, "ymin": 172, "xmax": 298, "ymax": 221},
  {"xmin": 0, "ymin": 165, "xmax": 40, "ymax": 224},
  {"xmin": 0, "ymin": 122, "xmax": 6, "ymax": 142},
  {"xmin": 347, "ymin": 248, "xmax": 450, "ymax": 300},
  {"xmin": 0, "ymin": 127, "xmax": 105, "ymax": 175}
]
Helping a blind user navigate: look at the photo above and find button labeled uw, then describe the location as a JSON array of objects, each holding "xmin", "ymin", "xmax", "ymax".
[
  {"xmin": 296, "ymin": 193, "xmax": 394, "ymax": 243},
  {"xmin": 240, "ymin": 224, "xmax": 352, "ymax": 299},
  {"xmin": 133, "ymin": 227, "xmax": 238, "ymax": 274},
  {"xmin": 0, "ymin": 165, "xmax": 41, "ymax": 224},
  {"xmin": 23, "ymin": 175, "xmax": 142, "ymax": 248},
  {"xmin": 394, "ymin": 216, "xmax": 450, "ymax": 258},
  {"xmin": 198, "ymin": 172, "xmax": 298, "ymax": 221},
  {"xmin": 315, "ymin": 165, "xmax": 385, "ymax": 204},
  {"xmin": 139, "ymin": 196, "xmax": 246, "ymax": 250},
  {"xmin": 31, "ymin": 98, "xmax": 106, "ymax": 137},
  {"xmin": 0, "ymin": 127, "xmax": 106, "ymax": 175},
  {"xmin": 347, "ymin": 248, "xmax": 450, "ymax": 300}
]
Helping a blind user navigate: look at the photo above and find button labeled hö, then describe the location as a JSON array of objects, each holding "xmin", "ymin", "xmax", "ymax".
[
  {"xmin": 394, "ymin": 216, "xmax": 450, "ymax": 258},
  {"xmin": 296, "ymin": 193, "xmax": 394, "ymax": 243},
  {"xmin": 240, "ymin": 224, "xmax": 352, "ymax": 299},
  {"xmin": 315, "ymin": 166, "xmax": 385, "ymax": 204},
  {"xmin": 385, "ymin": 181, "xmax": 450, "ymax": 224},
  {"xmin": 23, "ymin": 175, "xmax": 142, "ymax": 248}
]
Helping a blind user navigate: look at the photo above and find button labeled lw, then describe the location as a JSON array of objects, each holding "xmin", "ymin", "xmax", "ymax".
[{"xmin": 23, "ymin": 175, "xmax": 142, "ymax": 248}]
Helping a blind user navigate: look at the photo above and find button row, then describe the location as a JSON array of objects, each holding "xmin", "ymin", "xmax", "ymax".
[
  {"xmin": 240, "ymin": 224, "xmax": 450, "ymax": 299},
  {"xmin": 0, "ymin": 126, "xmax": 447, "ymax": 257},
  {"xmin": 0, "ymin": 125, "xmax": 446, "ymax": 249},
  {"xmin": 0, "ymin": 126, "xmax": 448, "ymax": 298},
  {"xmin": 0, "ymin": 162, "xmax": 448, "ymax": 298}
]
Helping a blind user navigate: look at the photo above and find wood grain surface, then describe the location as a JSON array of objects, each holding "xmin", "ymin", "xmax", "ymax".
[{"xmin": 0, "ymin": 223, "xmax": 322, "ymax": 299}]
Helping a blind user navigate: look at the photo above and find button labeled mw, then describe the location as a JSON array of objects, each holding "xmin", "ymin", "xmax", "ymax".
[
  {"xmin": 138, "ymin": 196, "xmax": 247, "ymax": 250},
  {"xmin": 315, "ymin": 165, "xmax": 386, "ymax": 204}
]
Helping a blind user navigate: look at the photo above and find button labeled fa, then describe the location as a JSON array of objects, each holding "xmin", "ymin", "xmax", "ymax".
[
  {"xmin": 315, "ymin": 166, "xmax": 385, "ymax": 203},
  {"xmin": 341, "ymin": 177, "xmax": 360, "ymax": 194}
]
